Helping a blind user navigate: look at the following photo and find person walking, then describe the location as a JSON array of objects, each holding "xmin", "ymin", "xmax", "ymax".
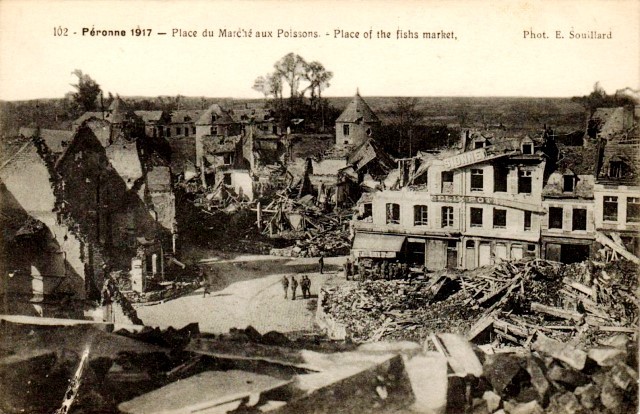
[
  {"xmin": 291, "ymin": 276, "xmax": 298, "ymax": 300},
  {"xmin": 281, "ymin": 275, "xmax": 289, "ymax": 299},
  {"xmin": 318, "ymin": 255, "xmax": 324, "ymax": 274}
]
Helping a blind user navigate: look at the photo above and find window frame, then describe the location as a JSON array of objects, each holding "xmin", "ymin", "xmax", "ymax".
[
  {"xmin": 441, "ymin": 206, "xmax": 454, "ymax": 228},
  {"xmin": 524, "ymin": 210, "xmax": 532, "ymax": 231},
  {"xmin": 470, "ymin": 169, "xmax": 484, "ymax": 192},
  {"xmin": 413, "ymin": 205, "xmax": 428, "ymax": 226},
  {"xmin": 603, "ymin": 196, "xmax": 618, "ymax": 222},
  {"xmin": 493, "ymin": 208, "xmax": 507, "ymax": 229},
  {"xmin": 386, "ymin": 203, "xmax": 400, "ymax": 225},
  {"xmin": 470, "ymin": 207, "xmax": 483, "ymax": 228},
  {"xmin": 521, "ymin": 143, "xmax": 533, "ymax": 155},
  {"xmin": 518, "ymin": 169, "xmax": 532, "ymax": 194},
  {"xmin": 549, "ymin": 207, "xmax": 564, "ymax": 229},
  {"xmin": 343, "ymin": 124, "xmax": 350, "ymax": 136},
  {"xmin": 563, "ymin": 175, "xmax": 575, "ymax": 192},
  {"xmin": 626, "ymin": 197, "xmax": 640, "ymax": 223},
  {"xmin": 572, "ymin": 208, "xmax": 587, "ymax": 231}
]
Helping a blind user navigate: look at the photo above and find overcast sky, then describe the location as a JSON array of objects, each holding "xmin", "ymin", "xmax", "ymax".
[{"xmin": 0, "ymin": 0, "xmax": 638, "ymax": 101}]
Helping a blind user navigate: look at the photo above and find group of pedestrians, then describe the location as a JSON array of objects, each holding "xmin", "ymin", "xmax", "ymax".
[
  {"xmin": 344, "ymin": 259, "xmax": 412, "ymax": 281},
  {"xmin": 281, "ymin": 275, "xmax": 312, "ymax": 300}
]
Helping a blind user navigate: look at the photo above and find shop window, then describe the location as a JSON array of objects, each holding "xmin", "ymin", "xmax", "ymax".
[
  {"xmin": 441, "ymin": 206, "xmax": 454, "ymax": 228},
  {"xmin": 386, "ymin": 203, "xmax": 400, "ymax": 224},
  {"xmin": 549, "ymin": 207, "xmax": 563, "ymax": 229},
  {"xmin": 343, "ymin": 124, "xmax": 350, "ymax": 136},
  {"xmin": 413, "ymin": 205, "xmax": 428, "ymax": 226},
  {"xmin": 470, "ymin": 169, "xmax": 484, "ymax": 192},
  {"xmin": 572, "ymin": 208, "xmax": 587, "ymax": 230},
  {"xmin": 527, "ymin": 244, "xmax": 536, "ymax": 252},
  {"xmin": 518, "ymin": 170, "xmax": 532, "ymax": 194},
  {"xmin": 603, "ymin": 196, "xmax": 618, "ymax": 222},
  {"xmin": 494, "ymin": 165, "xmax": 508, "ymax": 192},
  {"xmin": 627, "ymin": 197, "xmax": 640, "ymax": 223},
  {"xmin": 563, "ymin": 175, "xmax": 575, "ymax": 192},
  {"xmin": 493, "ymin": 208, "xmax": 507, "ymax": 228},
  {"xmin": 470, "ymin": 207, "xmax": 483, "ymax": 227},
  {"xmin": 441, "ymin": 171, "xmax": 454, "ymax": 193}
]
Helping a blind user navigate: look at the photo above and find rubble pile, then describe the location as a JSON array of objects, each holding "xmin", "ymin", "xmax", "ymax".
[
  {"xmin": 322, "ymin": 259, "xmax": 639, "ymax": 347},
  {"xmin": 430, "ymin": 333, "xmax": 638, "ymax": 414},
  {"xmin": 265, "ymin": 190, "xmax": 352, "ymax": 257}
]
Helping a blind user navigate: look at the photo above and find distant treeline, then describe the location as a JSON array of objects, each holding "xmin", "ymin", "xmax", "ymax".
[{"xmin": 1, "ymin": 95, "xmax": 590, "ymax": 140}]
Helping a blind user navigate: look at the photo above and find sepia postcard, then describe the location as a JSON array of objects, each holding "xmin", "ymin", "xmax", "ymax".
[{"xmin": 0, "ymin": 0, "xmax": 639, "ymax": 413}]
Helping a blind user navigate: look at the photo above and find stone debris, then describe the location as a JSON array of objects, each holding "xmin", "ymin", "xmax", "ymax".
[{"xmin": 321, "ymin": 258, "xmax": 639, "ymax": 348}]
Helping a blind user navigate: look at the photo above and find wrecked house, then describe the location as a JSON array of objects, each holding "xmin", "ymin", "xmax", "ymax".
[
  {"xmin": 54, "ymin": 101, "xmax": 177, "ymax": 294},
  {"xmin": 0, "ymin": 141, "xmax": 88, "ymax": 318},
  {"xmin": 18, "ymin": 127, "xmax": 74, "ymax": 161},
  {"xmin": 592, "ymin": 104, "xmax": 640, "ymax": 257},
  {"xmin": 133, "ymin": 110, "xmax": 171, "ymax": 139},
  {"xmin": 229, "ymin": 102, "xmax": 278, "ymax": 135},
  {"xmin": 352, "ymin": 135, "xmax": 550, "ymax": 271},
  {"xmin": 166, "ymin": 109, "xmax": 203, "ymax": 138},
  {"xmin": 541, "ymin": 145, "xmax": 599, "ymax": 263}
]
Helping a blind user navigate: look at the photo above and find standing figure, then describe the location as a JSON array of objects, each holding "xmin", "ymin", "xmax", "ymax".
[
  {"xmin": 318, "ymin": 255, "xmax": 324, "ymax": 274},
  {"xmin": 291, "ymin": 276, "xmax": 298, "ymax": 300},
  {"xmin": 281, "ymin": 275, "xmax": 289, "ymax": 299},
  {"xmin": 358, "ymin": 261, "xmax": 365, "ymax": 281},
  {"xmin": 346, "ymin": 258, "xmax": 353, "ymax": 279},
  {"xmin": 304, "ymin": 276, "xmax": 312, "ymax": 298},
  {"xmin": 382, "ymin": 261, "xmax": 390, "ymax": 280}
]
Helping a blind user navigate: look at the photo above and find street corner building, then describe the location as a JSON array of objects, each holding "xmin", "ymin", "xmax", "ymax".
[{"xmin": 350, "ymin": 101, "xmax": 640, "ymax": 271}]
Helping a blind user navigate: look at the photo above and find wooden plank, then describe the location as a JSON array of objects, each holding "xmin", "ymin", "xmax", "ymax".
[
  {"xmin": 466, "ymin": 315, "xmax": 494, "ymax": 341},
  {"xmin": 595, "ymin": 231, "xmax": 640, "ymax": 265},
  {"xmin": 598, "ymin": 326, "xmax": 637, "ymax": 333},
  {"xmin": 434, "ymin": 333, "xmax": 483, "ymax": 377},
  {"xmin": 562, "ymin": 278, "xmax": 595, "ymax": 298},
  {"xmin": 530, "ymin": 302, "xmax": 584, "ymax": 322}
]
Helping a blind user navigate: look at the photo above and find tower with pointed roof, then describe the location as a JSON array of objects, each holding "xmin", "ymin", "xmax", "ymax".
[{"xmin": 335, "ymin": 91, "xmax": 380, "ymax": 146}]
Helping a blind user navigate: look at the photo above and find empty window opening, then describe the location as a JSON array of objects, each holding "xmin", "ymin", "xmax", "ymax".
[
  {"xmin": 470, "ymin": 207, "xmax": 483, "ymax": 227},
  {"xmin": 563, "ymin": 175, "xmax": 575, "ymax": 192},
  {"xmin": 493, "ymin": 209, "xmax": 507, "ymax": 228},
  {"xmin": 549, "ymin": 207, "xmax": 563, "ymax": 229},
  {"xmin": 572, "ymin": 208, "xmax": 587, "ymax": 231},
  {"xmin": 518, "ymin": 170, "xmax": 532, "ymax": 194}
]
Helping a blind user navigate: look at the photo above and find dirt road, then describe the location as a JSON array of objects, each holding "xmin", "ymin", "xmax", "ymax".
[{"xmin": 135, "ymin": 254, "xmax": 344, "ymax": 334}]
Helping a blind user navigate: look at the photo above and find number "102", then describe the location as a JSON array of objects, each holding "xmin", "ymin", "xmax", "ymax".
[{"xmin": 54, "ymin": 26, "xmax": 68, "ymax": 36}]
